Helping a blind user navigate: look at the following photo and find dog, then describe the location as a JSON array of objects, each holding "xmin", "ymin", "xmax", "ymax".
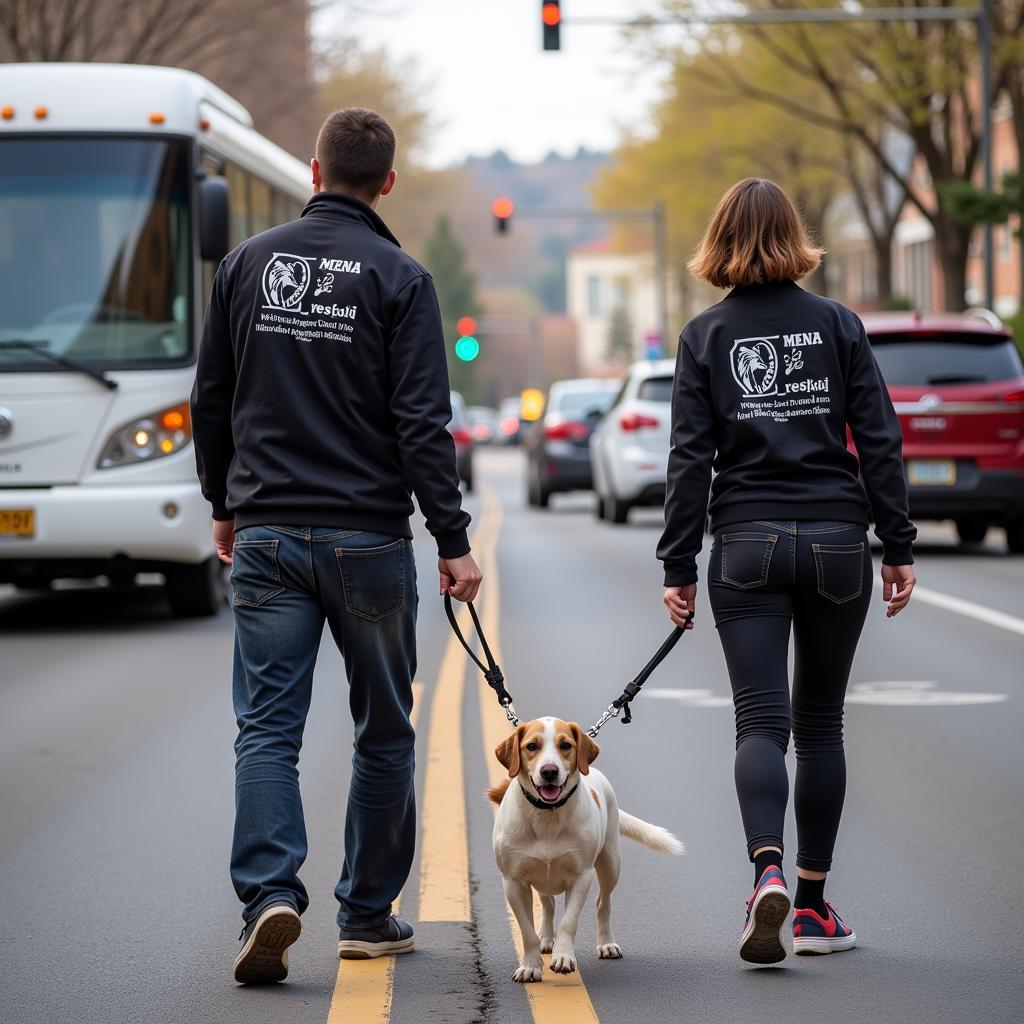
[{"xmin": 488, "ymin": 717, "xmax": 683, "ymax": 982}]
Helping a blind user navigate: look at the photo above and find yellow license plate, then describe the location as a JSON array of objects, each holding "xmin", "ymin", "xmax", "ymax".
[
  {"xmin": 907, "ymin": 460, "xmax": 956, "ymax": 486},
  {"xmin": 0, "ymin": 508, "xmax": 35, "ymax": 537}
]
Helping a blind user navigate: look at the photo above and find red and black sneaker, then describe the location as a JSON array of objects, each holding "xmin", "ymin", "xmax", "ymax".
[
  {"xmin": 793, "ymin": 901, "xmax": 857, "ymax": 955},
  {"xmin": 740, "ymin": 865, "xmax": 791, "ymax": 964}
]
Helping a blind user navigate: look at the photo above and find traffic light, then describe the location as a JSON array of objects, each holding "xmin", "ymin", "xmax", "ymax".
[
  {"xmin": 492, "ymin": 196, "xmax": 514, "ymax": 235},
  {"xmin": 541, "ymin": 1, "xmax": 561, "ymax": 50},
  {"xmin": 454, "ymin": 317, "xmax": 480, "ymax": 362}
]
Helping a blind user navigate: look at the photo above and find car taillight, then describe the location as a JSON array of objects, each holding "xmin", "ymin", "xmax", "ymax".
[
  {"xmin": 545, "ymin": 417, "xmax": 589, "ymax": 441},
  {"xmin": 999, "ymin": 387, "xmax": 1024, "ymax": 404},
  {"xmin": 620, "ymin": 412, "xmax": 660, "ymax": 432},
  {"xmin": 450, "ymin": 427, "xmax": 472, "ymax": 445},
  {"xmin": 500, "ymin": 417, "xmax": 519, "ymax": 435},
  {"xmin": 472, "ymin": 423, "xmax": 491, "ymax": 440}
]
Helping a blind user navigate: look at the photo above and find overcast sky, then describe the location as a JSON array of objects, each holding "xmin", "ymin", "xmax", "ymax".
[{"xmin": 316, "ymin": 1, "xmax": 668, "ymax": 168}]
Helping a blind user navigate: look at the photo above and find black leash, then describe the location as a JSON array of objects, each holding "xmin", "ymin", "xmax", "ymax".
[{"xmin": 443, "ymin": 593, "xmax": 689, "ymax": 738}]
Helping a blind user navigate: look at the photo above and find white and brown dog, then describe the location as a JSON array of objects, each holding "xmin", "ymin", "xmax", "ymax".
[{"xmin": 488, "ymin": 717, "xmax": 683, "ymax": 983}]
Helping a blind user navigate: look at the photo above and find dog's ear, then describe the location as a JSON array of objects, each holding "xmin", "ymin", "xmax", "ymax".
[
  {"xmin": 570, "ymin": 723, "xmax": 600, "ymax": 776},
  {"xmin": 495, "ymin": 724, "xmax": 525, "ymax": 779}
]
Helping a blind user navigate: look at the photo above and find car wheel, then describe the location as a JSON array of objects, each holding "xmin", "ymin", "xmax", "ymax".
[
  {"xmin": 956, "ymin": 519, "xmax": 988, "ymax": 545},
  {"xmin": 165, "ymin": 557, "xmax": 226, "ymax": 618},
  {"xmin": 607, "ymin": 492, "xmax": 630, "ymax": 524},
  {"xmin": 1005, "ymin": 520, "xmax": 1024, "ymax": 554}
]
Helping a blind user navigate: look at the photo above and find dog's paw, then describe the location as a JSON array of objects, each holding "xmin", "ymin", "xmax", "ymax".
[
  {"xmin": 548, "ymin": 951, "xmax": 577, "ymax": 974},
  {"xmin": 512, "ymin": 963, "xmax": 543, "ymax": 983},
  {"xmin": 597, "ymin": 942, "xmax": 623, "ymax": 959},
  {"xmin": 539, "ymin": 936, "xmax": 554, "ymax": 954}
]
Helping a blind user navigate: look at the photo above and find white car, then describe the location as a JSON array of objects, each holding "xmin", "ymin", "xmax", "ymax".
[{"xmin": 591, "ymin": 360, "xmax": 675, "ymax": 523}]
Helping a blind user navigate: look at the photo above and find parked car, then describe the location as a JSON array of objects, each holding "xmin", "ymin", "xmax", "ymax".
[
  {"xmin": 467, "ymin": 406, "xmax": 498, "ymax": 445},
  {"xmin": 525, "ymin": 378, "xmax": 621, "ymax": 507},
  {"xmin": 448, "ymin": 391, "xmax": 474, "ymax": 492},
  {"xmin": 495, "ymin": 397, "xmax": 523, "ymax": 446},
  {"xmin": 862, "ymin": 310, "xmax": 1024, "ymax": 551},
  {"xmin": 591, "ymin": 360, "xmax": 675, "ymax": 523}
]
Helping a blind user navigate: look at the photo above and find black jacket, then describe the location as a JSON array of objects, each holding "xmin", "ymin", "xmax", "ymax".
[
  {"xmin": 191, "ymin": 192, "xmax": 470, "ymax": 558},
  {"xmin": 658, "ymin": 280, "xmax": 915, "ymax": 587}
]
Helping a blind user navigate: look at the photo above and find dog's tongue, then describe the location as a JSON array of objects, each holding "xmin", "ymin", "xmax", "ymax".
[{"xmin": 539, "ymin": 785, "xmax": 562, "ymax": 802}]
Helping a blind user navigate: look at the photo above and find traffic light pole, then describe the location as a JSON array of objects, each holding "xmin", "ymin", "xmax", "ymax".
[
  {"xmin": 502, "ymin": 205, "xmax": 672, "ymax": 356},
  {"xmin": 555, "ymin": 4, "xmax": 997, "ymax": 311}
]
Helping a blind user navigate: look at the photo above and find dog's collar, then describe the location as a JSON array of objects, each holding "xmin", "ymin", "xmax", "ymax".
[{"xmin": 519, "ymin": 782, "xmax": 579, "ymax": 811}]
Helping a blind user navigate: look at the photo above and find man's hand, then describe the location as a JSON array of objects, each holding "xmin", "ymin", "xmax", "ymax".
[
  {"xmin": 882, "ymin": 564, "xmax": 915, "ymax": 618},
  {"xmin": 439, "ymin": 553, "xmax": 482, "ymax": 603},
  {"xmin": 213, "ymin": 518, "xmax": 236, "ymax": 566},
  {"xmin": 664, "ymin": 584, "xmax": 697, "ymax": 629}
]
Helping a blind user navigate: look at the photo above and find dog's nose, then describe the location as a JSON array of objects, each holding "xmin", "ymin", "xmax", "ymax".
[{"xmin": 539, "ymin": 764, "xmax": 560, "ymax": 782}]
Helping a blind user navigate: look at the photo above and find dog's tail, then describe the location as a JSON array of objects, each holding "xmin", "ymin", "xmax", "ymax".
[{"xmin": 619, "ymin": 810, "xmax": 685, "ymax": 855}]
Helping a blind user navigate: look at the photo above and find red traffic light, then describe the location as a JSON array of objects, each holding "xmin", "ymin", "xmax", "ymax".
[
  {"xmin": 491, "ymin": 197, "xmax": 515, "ymax": 220},
  {"xmin": 542, "ymin": 2, "xmax": 561, "ymax": 27},
  {"xmin": 456, "ymin": 316, "xmax": 477, "ymax": 336}
]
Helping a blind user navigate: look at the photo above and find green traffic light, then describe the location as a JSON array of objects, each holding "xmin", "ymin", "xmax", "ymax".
[{"xmin": 454, "ymin": 335, "xmax": 480, "ymax": 362}]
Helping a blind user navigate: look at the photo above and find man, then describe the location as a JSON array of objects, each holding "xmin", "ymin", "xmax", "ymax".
[{"xmin": 191, "ymin": 108, "xmax": 481, "ymax": 984}]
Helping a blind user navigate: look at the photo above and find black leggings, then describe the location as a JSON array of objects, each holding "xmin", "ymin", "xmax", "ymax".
[{"xmin": 708, "ymin": 520, "xmax": 871, "ymax": 873}]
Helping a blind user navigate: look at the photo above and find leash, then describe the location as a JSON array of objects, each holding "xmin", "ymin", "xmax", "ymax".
[{"xmin": 442, "ymin": 594, "xmax": 689, "ymax": 738}]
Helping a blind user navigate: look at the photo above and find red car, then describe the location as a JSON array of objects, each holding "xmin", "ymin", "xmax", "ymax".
[{"xmin": 862, "ymin": 311, "xmax": 1024, "ymax": 552}]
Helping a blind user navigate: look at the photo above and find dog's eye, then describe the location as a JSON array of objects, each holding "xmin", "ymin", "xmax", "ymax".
[
  {"xmin": 525, "ymin": 742, "xmax": 539, "ymax": 752},
  {"xmin": 559, "ymin": 741, "xmax": 572, "ymax": 752}
]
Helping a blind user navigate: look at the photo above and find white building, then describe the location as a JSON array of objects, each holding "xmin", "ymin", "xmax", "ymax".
[{"xmin": 566, "ymin": 238, "xmax": 664, "ymax": 374}]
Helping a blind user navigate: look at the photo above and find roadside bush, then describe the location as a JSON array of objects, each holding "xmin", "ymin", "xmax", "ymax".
[
  {"xmin": 1006, "ymin": 309, "xmax": 1024, "ymax": 359},
  {"xmin": 882, "ymin": 294, "xmax": 914, "ymax": 311}
]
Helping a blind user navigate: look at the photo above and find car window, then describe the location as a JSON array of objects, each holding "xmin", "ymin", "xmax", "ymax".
[
  {"xmin": 868, "ymin": 333, "xmax": 1023, "ymax": 386},
  {"xmin": 636, "ymin": 376, "xmax": 674, "ymax": 402},
  {"xmin": 553, "ymin": 388, "xmax": 618, "ymax": 418},
  {"xmin": 449, "ymin": 393, "xmax": 466, "ymax": 426}
]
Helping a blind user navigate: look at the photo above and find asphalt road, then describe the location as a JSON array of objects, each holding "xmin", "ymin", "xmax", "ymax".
[{"xmin": 1, "ymin": 447, "xmax": 1022, "ymax": 1024}]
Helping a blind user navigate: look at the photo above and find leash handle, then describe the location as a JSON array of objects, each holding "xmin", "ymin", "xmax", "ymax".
[{"xmin": 443, "ymin": 594, "xmax": 517, "ymax": 720}]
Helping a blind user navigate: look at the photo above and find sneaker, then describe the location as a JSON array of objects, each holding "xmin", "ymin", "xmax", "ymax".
[
  {"xmin": 338, "ymin": 915, "xmax": 415, "ymax": 960},
  {"xmin": 793, "ymin": 902, "xmax": 857, "ymax": 955},
  {"xmin": 740, "ymin": 865, "xmax": 792, "ymax": 965},
  {"xmin": 234, "ymin": 902, "xmax": 301, "ymax": 984}
]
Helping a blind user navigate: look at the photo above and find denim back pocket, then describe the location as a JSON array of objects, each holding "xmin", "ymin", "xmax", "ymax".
[
  {"xmin": 717, "ymin": 532, "xmax": 778, "ymax": 590},
  {"xmin": 231, "ymin": 539, "xmax": 285, "ymax": 608},
  {"xmin": 812, "ymin": 542, "xmax": 865, "ymax": 604},
  {"xmin": 335, "ymin": 539, "xmax": 406, "ymax": 622}
]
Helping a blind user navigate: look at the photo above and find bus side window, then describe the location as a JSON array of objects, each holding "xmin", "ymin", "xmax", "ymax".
[
  {"xmin": 249, "ymin": 177, "xmax": 272, "ymax": 235},
  {"xmin": 224, "ymin": 162, "xmax": 250, "ymax": 246}
]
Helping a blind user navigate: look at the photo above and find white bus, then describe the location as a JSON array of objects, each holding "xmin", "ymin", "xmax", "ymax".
[{"xmin": 0, "ymin": 63, "xmax": 311, "ymax": 614}]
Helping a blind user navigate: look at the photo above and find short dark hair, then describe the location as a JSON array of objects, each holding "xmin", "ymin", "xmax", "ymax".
[
  {"xmin": 315, "ymin": 108, "xmax": 396, "ymax": 198},
  {"xmin": 689, "ymin": 178, "xmax": 824, "ymax": 288}
]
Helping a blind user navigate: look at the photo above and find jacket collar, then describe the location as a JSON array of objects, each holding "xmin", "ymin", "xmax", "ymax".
[
  {"xmin": 726, "ymin": 279, "xmax": 801, "ymax": 299},
  {"xmin": 300, "ymin": 192, "xmax": 402, "ymax": 248},
  {"xmin": 519, "ymin": 782, "xmax": 579, "ymax": 811}
]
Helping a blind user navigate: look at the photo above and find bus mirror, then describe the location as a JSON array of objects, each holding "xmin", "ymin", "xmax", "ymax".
[{"xmin": 198, "ymin": 176, "xmax": 229, "ymax": 262}]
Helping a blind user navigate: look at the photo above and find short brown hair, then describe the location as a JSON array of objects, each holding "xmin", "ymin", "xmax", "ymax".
[
  {"xmin": 315, "ymin": 108, "xmax": 396, "ymax": 198},
  {"xmin": 688, "ymin": 178, "xmax": 824, "ymax": 288}
]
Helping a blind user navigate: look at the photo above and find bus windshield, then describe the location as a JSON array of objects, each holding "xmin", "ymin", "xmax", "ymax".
[{"xmin": 0, "ymin": 136, "xmax": 191, "ymax": 371}]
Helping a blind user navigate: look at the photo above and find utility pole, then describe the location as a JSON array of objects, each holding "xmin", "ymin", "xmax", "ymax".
[{"xmin": 978, "ymin": 0, "xmax": 995, "ymax": 309}]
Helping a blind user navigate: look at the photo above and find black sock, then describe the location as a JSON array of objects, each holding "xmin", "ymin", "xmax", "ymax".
[
  {"xmin": 753, "ymin": 849, "xmax": 783, "ymax": 885},
  {"xmin": 795, "ymin": 876, "xmax": 827, "ymax": 915}
]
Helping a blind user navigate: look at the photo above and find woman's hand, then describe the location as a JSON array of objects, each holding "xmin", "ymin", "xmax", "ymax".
[
  {"xmin": 664, "ymin": 584, "xmax": 697, "ymax": 629},
  {"xmin": 882, "ymin": 564, "xmax": 915, "ymax": 618}
]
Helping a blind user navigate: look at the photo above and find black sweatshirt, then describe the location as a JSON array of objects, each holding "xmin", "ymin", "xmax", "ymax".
[
  {"xmin": 191, "ymin": 192, "xmax": 471, "ymax": 559},
  {"xmin": 658, "ymin": 280, "xmax": 915, "ymax": 587}
]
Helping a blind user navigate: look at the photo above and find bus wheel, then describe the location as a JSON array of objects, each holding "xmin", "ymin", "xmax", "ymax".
[{"xmin": 165, "ymin": 557, "xmax": 226, "ymax": 617}]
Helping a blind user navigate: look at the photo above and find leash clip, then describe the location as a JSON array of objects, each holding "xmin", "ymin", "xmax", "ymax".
[{"xmin": 586, "ymin": 702, "xmax": 622, "ymax": 738}]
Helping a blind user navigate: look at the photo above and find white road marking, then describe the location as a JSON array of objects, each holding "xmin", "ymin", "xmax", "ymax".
[
  {"xmin": 847, "ymin": 681, "xmax": 1007, "ymax": 706},
  {"xmin": 873, "ymin": 579, "xmax": 1024, "ymax": 638},
  {"xmin": 642, "ymin": 688, "xmax": 732, "ymax": 707}
]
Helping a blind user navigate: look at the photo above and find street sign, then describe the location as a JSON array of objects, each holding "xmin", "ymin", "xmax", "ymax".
[{"xmin": 644, "ymin": 331, "xmax": 663, "ymax": 359}]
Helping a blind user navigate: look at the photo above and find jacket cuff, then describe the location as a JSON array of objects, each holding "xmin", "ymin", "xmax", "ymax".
[
  {"xmin": 881, "ymin": 540, "xmax": 914, "ymax": 566},
  {"xmin": 663, "ymin": 561, "xmax": 698, "ymax": 587},
  {"xmin": 436, "ymin": 528, "xmax": 470, "ymax": 560},
  {"xmin": 210, "ymin": 500, "xmax": 233, "ymax": 521}
]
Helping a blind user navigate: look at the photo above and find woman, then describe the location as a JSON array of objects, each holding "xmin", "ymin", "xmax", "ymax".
[{"xmin": 659, "ymin": 178, "xmax": 916, "ymax": 965}]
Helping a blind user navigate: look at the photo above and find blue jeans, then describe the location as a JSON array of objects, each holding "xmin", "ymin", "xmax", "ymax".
[{"xmin": 228, "ymin": 525, "xmax": 417, "ymax": 929}]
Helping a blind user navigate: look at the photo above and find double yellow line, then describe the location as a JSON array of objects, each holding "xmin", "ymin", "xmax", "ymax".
[{"xmin": 328, "ymin": 483, "xmax": 600, "ymax": 1023}]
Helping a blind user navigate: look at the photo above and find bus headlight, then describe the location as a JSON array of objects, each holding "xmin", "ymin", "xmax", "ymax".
[{"xmin": 97, "ymin": 402, "xmax": 192, "ymax": 469}]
